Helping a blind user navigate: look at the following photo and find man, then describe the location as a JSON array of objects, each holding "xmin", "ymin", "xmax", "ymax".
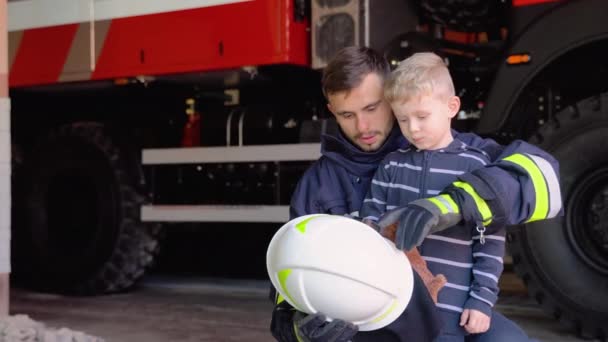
[{"xmin": 271, "ymin": 46, "xmax": 561, "ymax": 341}]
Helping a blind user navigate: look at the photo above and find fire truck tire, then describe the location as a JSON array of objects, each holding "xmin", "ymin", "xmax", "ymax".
[
  {"xmin": 13, "ymin": 122, "xmax": 161, "ymax": 295},
  {"xmin": 508, "ymin": 93, "xmax": 608, "ymax": 339},
  {"xmin": 417, "ymin": 0, "xmax": 506, "ymax": 32}
]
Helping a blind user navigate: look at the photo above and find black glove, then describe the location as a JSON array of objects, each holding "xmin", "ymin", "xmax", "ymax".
[
  {"xmin": 377, "ymin": 195, "xmax": 462, "ymax": 250},
  {"xmin": 294, "ymin": 312, "xmax": 358, "ymax": 342},
  {"xmin": 270, "ymin": 300, "xmax": 299, "ymax": 342}
]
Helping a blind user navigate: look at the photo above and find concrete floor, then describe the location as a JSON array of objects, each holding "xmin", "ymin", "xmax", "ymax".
[{"xmin": 8, "ymin": 275, "xmax": 598, "ymax": 342}]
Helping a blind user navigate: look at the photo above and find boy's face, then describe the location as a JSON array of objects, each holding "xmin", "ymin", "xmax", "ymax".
[
  {"xmin": 327, "ymin": 72, "xmax": 395, "ymax": 152},
  {"xmin": 391, "ymin": 94, "xmax": 460, "ymax": 150}
]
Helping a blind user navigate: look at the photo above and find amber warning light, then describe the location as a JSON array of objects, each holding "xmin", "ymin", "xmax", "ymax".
[{"xmin": 506, "ymin": 53, "xmax": 532, "ymax": 65}]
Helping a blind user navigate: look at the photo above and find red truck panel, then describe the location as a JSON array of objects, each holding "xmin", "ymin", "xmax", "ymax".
[
  {"xmin": 513, "ymin": 0, "xmax": 562, "ymax": 6},
  {"xmin": 9, "ymin": 0, "xmax": 309, "ymax": 87},
  {"xmin": 10, "ymin": 24, "xmax": 79, "ymax": 86}
]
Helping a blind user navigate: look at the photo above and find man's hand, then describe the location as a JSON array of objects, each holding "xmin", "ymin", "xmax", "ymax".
[
  {"xmin": 294, "ymin": 312, "xmax": 358, "ymax": 342},
  {"xmin": 460, "ymin": 309, "xmax": 491, "ymax": 334},
  {"xmin": 377, "ymin": 195, "xmax": 462, "ymax": 250}
]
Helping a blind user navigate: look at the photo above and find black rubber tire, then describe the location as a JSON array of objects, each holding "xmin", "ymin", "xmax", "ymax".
[
  {"xmin": 417, "ymin": 0, "xmax": 507, "ymax": 32},
  {"xmin": 508, "ymin": 93, "xmax": 608, "ymax": 340},
  {"xmin": 13, "ymin": 122, "xmax": 162, "ymax": 295}
]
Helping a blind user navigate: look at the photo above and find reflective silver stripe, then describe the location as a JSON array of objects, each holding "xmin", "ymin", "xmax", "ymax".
[
  {"xmin": 426, "ymin": 235, "xmax": 473, "ymax": 245},
  {"xmin": 473, "ymin": 269, "xmax": 499, "ymax": 282},
  {"xmin": 423, "ymin": 256, "xmax": 473, "ymax": 268},
  {"xmin": 436, "ymin": 303, "xmax": 463, "ymax": 313},
  {"xmin": 472, "ymin": 252, "xmax": 504, "ymax": 263},
  {"xmin": 444, "ymin": 282, "xmax": 470, "ymax": 291},
  {"xmin": 458, "ymin": 153, "xmax": 488, "ymax": 165},
  {"xmin": 469, "ymin": 292, "xmax": 494, "ymax": 306},
  {"xmin": 526, "ymin": 154, "xmax": 562, "ymax": 219},
  {"xmin": 426, "ymin": 189, "xmax": 441, "ymax": 195},
  {"xmin": 386, "ymin": 205, "xmax": 398, "ymax": 210},
  {"xmin": 436, "ymin": 195, "xmax": 456, "ymax": 213},
  {"xmin": 372, "ymin": 179, "xmax": 419, "ymax": 193},
  {"xmin": 473, "ymin": 235, "xmax": 505, "ymax": 242},
  {"xmin": 384, "ymin": 161, "xmax": 422, "ymax": 170},
  {"xmin": 363, "ymin": 198, "xmax": 386, "ymax": 204},
  {"xmin": 430, "ymin": 167, "xmax": 465, "ymax": 175}
]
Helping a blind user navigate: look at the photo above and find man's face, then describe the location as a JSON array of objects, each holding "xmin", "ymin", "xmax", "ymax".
[
  {"xmin": 327, "ymin": 73, "xmax": 394, "ymax": 152},
  {"xmin": 391, "ymin": 94, "xmax": 459, "ymax": 150}
]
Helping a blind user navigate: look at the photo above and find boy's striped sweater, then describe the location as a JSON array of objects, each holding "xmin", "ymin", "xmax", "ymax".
[{"xmin": 361, "ymin": 138, "xmax": 505, "ymax": 318}]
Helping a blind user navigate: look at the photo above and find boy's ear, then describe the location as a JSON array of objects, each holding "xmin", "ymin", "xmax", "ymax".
[{"xmin": 447, "ymin": 96, "xmax": 460, "ymax": 118}]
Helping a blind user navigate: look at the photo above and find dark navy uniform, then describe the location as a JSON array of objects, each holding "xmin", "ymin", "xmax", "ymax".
[{"xmin": 271, "ymin": 125, "xmax": 561, "ymax": 342}]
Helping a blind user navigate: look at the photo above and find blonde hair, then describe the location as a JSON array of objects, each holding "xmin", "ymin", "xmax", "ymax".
[{"xmin": 384, "ymin": 52, "xmax": 455, "ymax": 104}]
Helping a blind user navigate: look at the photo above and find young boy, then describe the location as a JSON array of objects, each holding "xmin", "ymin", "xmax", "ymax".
[{"xmin": 360, "ymin": 52, "xmax": 506, "ymax": 341}]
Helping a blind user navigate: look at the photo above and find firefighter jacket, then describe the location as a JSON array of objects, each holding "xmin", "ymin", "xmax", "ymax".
[
  {"xmin": 290, "ymin": 126, "xmax": 562, "ymax": 227},
  {"xmin": 276, "ymin": 125, "xmax": 561, "ymax": 342}
]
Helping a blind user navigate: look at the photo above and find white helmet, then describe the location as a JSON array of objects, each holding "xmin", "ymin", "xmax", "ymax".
[{"xmin": 266, "ymin": 214, "xmax": 414, "ymax": 331}]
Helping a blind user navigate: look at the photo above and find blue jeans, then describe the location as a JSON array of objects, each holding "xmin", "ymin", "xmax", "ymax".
[{"xmin": 434, "ymin": 311, "xmax": 533, "ymax": 342}]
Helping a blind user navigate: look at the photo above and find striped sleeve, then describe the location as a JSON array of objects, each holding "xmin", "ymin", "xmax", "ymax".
[
  {"xmin": 464, "ymin": 229, "xmax": 506, "ymax": 316},
  {"xmin": 446, "ymin": 140, "xmax": 562, "ymax": 233},
  {"xmin": 501, "ymin": 152, "xmax": 562, "ymax": 222},
  {"xmin": 360, "ymin": 160, "xmax": 391, "ymax": 222}
]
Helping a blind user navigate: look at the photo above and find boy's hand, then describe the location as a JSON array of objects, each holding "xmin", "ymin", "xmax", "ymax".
[{"xmin": 460, "ymin": 309, "xmax": 490, "ymax": 334}]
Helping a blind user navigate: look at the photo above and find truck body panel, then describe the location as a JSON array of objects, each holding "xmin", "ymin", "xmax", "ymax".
[{"xmin": 9, "ymin": 0, "xmax": 308, "ymax": 87}]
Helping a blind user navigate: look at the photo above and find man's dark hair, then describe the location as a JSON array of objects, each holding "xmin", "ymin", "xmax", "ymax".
[{"xmin": 321, "ymin": 46, "xmax": 391, "ymax": 98}]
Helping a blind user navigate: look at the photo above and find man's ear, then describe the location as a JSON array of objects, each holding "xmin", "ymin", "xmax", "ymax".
[
  {"xmin": 447, "ymin": 96, "xmax": 460, "ymax": 119},
  {"xmin": 327, "ymin": 103, "xmax": 339, "ymax": 118}
]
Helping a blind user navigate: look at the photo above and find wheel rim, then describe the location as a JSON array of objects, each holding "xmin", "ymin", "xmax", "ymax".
[{"xmin": 566, "ymin": 166, "xmax": 608, "ymax": 275}]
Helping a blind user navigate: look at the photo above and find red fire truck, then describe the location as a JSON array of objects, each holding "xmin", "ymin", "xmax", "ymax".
[{"xmin": 7, "ymin": 0, "xmax": 608, "ymax": 339}]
